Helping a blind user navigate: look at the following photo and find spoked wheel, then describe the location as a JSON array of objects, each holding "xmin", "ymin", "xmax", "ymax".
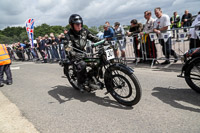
[
  {"xmin": 105, "ymin": 67, "xmax": 142, "ymax": 106},
  {"xmin": 64, "ymin": 64, "xmax": 79, "ymax": 90},
  {"xmin": 185, "ymin": 60, "xmax": 200, "ymax": 93}
]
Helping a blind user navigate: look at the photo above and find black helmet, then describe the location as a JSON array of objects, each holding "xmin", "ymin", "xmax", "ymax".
[{"xmin": 69, "ymin": 14, "xmax": 83, "ymax": 25}]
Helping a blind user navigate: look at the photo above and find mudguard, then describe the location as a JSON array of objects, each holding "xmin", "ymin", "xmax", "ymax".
[
  {"xmin": 182, "ymin": 57, "xmax": 200, "ymax": 72},
  {"xmin": 106, "ymin": 63, "xmax": 134, "ymax": 75}
]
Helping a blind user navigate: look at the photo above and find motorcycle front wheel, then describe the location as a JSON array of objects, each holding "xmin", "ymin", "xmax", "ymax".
[
  {"xmin": 185, "ymin": 60, "xmax": 200, "ymax": 93},
  {"xmin": 104, "ymin": 66, "xmax": 142, "ymax": 106}
]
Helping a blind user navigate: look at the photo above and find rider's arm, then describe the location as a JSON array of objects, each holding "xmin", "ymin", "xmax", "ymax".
[{"xmin": 87, "ymin": 29, "xmax": 101, "ymax": 43}]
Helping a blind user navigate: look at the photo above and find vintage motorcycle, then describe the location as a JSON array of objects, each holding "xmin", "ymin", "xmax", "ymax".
[
  {"xmin": 178, "ymin": 47, "xmax": 200, "ymax": 93},
  {"xmin": 60, "ymin": 40, "xmax": 142, "ymax": 106}
]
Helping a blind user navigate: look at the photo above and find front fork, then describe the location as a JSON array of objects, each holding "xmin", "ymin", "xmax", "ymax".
[{"xmin": 177, "ymin": 59, "xmax": 192, "ymax": 78}]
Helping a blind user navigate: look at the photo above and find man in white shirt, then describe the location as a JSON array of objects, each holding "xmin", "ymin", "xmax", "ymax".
[{"xmin": 153, "ymin": 7, "xmax": 178, "ymax": 65}]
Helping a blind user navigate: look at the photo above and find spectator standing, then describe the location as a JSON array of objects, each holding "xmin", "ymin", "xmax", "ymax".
[
  {"xmin": 44, "ymin": 34, "xmax": 52, "ymax": 61},
  {"xmin": 24, "ymin": 41, "xmax": 31, "ymax": 61},
  {"xmin": 103, "ymin": 21, "xmax": 115, "ymax": 41},
  {"xmin": 103, "ymin": 23, "xmax": 116, "ymax": 55},
  {"xmin": 181, "ymin": 10, "xmax": 192, "ymax": 32},
  {"xmin": 140, "ymin": 11, "xmax": 157, "ymax": 63},
  {"xmin": 0, "ymin": 44, "xmax": 12, "ymax": 87},
  {"xmin": 114, "ymin": 22, "xmax": 126, "ymax": 58},
  {"xmin": 170, "ymin": 11, "xmax": 181, "ymax": 41},
  {"xmin": 11, "ymin": 43, "xmax": 17, "ymax": 60},
  {"xmin": 127, "ymin": 19, "xmax": 143, "ymax": 62},
  {"xmin": 51, "ymin": 36, "xmax": 60, "ymax": 61},
  {"xmin": 189, "ymin": 11, "xmax": 200, "ymax": 49},
  {"xmin": 37, "ymin": 37, "xmax": 47, "ymax": 63},
  {"xmin": 153, "ymin": 7, "xmax": 178, "ymax": 65},
  {"xmin": 58, "ymin": 33, "xmax": 66, "ymax": 60},
  {"xmin": 16, "ymin": 42, "xmax": 26, "ymax": 61},
  {"xmin": 6, "ymin": 44, "xmax": 12, "ymax": 60}
]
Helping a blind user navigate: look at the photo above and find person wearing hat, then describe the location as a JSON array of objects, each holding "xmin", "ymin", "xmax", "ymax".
[
  {"xmin": 114, "ymin": 22, "xmax": 126, "ymax": 58},
  {"xmin": 127, "ymin": 19, "xmax": 143, "ymax": 63}
]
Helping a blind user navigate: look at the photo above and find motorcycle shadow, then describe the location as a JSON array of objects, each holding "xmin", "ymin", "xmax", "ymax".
[
  {"xmin": 48, "ymin": 85, "xmax": 133, "ymax": 110},
  {"xmin": 152, "ymin": 87, "xmax": 200, "ymax": 113}
]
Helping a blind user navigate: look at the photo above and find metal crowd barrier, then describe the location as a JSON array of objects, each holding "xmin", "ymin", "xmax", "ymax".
[
  {"xmin": 11, "ymin": 44, "xmax": 67, "ymax": 62},
  {"xmin": 121, "ymin": 26, "xmax": 200, "ymax": 66},
  {"xmin": 10, "ymin": 26, "xmax": 200, "ymax": 65}
]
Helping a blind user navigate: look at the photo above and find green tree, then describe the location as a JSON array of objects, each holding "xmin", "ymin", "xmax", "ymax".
[
  {"xmin": 88, "ymin": 26, "xmax": 98, "ymax": 34},
  {"xmin": 98, "ymin": 25, "xmax": 104, "ymax": 32},
  {"xmin": 0, "ymin": 34, "xmax": 13, "ymax": 44},
  {"xmin": 65, "ymin": 24, "xmax": 70, "ymax": 30},
  {"xmin": 83, "ymin": 25, "xmax": 88, "ymax": 29},
  {"xmin": 0, "ymin": 23, "xmax": 100, "ymax": 44},
  {"xmin": 51, "ymin": 25, "xmax": 64, "ymax": 34},
  {"xmin": 19, "ymin": 32, "xmax": 29, "ymax": 42},
  {"xmin": 34, "ymin": 23, "xmax": 51, "ymax": 37},
  {"xmin": 2, "ymin": 26, "xmax": 25, "ymax": 37},
  {"xmin": 12, "ymin": 35, "xmax": 20, "ymax": 43}
]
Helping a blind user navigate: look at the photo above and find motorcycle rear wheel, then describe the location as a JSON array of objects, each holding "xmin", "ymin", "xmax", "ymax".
[{"xmin": 185, "ymin": 60, "xmax": 200, "ymax": 93}]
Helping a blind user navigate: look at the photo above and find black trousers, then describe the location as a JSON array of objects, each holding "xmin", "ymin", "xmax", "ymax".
[
  {"xmin": 0, "ymin": 64, "xmax": 12, "ymax": 84},
  {"xmin": 190, "ymin": 38, "xmax": 200, "ymax": 49},
  {"xmin": 133, "ymin": 37, "xmax": 142, "ymax": 58},
  {"xmin": 159, "ymin": 37, "xmax": 176, "ymax": 59},
  {"xmin": 76, "ymin": 60, "xmax": 86, "ymax": 84}
]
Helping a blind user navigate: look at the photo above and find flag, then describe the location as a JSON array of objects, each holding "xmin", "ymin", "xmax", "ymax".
[{"xmin": 25, "ymin": 18, "xmax": 35, "ymax": 48}]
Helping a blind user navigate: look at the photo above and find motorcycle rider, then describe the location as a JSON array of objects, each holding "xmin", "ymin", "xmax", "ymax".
[{"xmin": 64, "ymin": 14, "xmax": 100, "ymax": 92}]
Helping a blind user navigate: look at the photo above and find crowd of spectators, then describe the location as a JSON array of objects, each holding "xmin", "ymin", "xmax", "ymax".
[
  {"xmin": 5, "ymin": 9, "xmax": 200, "ymax": 65},
  {"xmin": 102, "ymin": 8, "xmax": 199, "ymax": 65},
  {"xmin": 7, "ymin": 30, "xmax": 68, "ymax": 63}
]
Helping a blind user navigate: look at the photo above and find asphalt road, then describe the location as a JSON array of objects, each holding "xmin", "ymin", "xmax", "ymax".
[{"xmin": 1, "ymin": 61, "xmax": 200, "ymax": 133}]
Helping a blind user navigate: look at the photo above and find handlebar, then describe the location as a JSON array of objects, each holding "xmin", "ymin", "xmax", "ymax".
[{"xmin": 92, "ymin": 40, "xmax": 105, "ymax": 47}]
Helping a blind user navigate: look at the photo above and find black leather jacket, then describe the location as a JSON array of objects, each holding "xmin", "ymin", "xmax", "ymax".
[{"xmin": 64, "ymin": 28, "xmax": 100, "ymax": 54}]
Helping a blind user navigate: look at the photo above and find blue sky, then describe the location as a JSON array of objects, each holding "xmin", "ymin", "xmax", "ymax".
[{"xmin": 0, "ymin": 0, "xmax": 199, "ymax": 30}]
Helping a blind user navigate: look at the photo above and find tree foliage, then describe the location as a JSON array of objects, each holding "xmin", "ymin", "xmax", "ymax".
[{"xmin": 0, "ymin": 23, "xmax": 118, "ymax": 44}]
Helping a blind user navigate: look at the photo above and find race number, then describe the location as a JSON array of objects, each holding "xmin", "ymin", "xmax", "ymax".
[{"xmin": 105, "ymin": 49, "xmax": 115, "ymax": 60}]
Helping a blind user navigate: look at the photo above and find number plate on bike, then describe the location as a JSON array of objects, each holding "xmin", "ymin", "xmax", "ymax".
[{"xmin": 105, "ymin": 49, "xmax": 115, "ymax": 60}]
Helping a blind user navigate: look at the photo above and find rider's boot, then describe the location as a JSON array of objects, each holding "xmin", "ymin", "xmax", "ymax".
[{"xmin": 77, "ymin": 83, "xmax": 84, "ymax": 93}]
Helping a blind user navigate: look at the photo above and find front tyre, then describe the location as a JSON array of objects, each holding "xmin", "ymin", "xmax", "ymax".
[
  {"xmin": 104, "ymin": 66, "xmax": 142, "ymax": 106},
  {"xmin": 185, "ymin": 60, "xmax": 200, "ymax": 93}
]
